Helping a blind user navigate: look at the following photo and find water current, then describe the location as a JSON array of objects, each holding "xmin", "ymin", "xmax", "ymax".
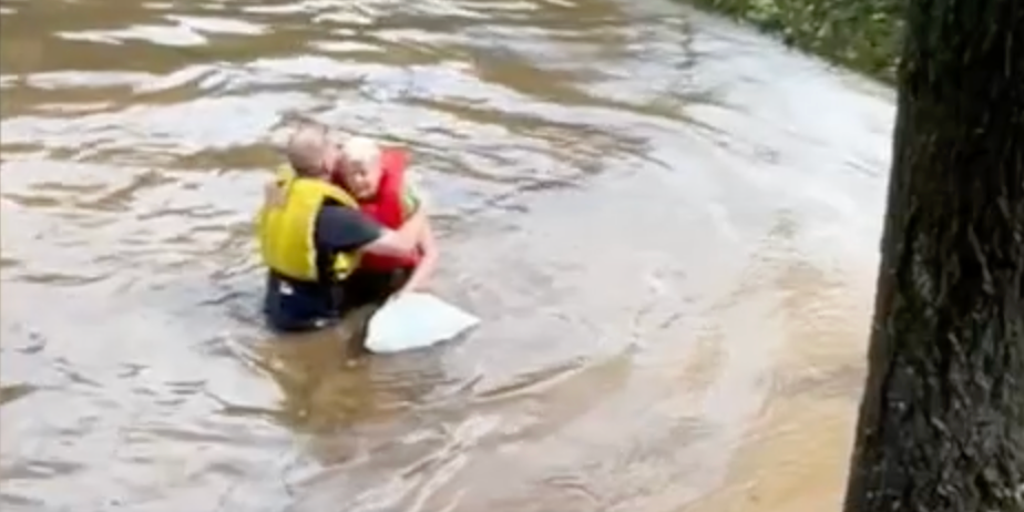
[{"xmin": 0, "ymin": 0, "xmax": 896, "ymax": 510}]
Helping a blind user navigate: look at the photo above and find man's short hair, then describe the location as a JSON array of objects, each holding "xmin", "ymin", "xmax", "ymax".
[{"xmin": 285, "ymin": 121, "xmax": 330, "ymax": 176}]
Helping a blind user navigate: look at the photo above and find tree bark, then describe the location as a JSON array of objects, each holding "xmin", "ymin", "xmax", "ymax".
[{"xmin": 842, "ymin": 0, "xmax": 1024, "ymax": 510}]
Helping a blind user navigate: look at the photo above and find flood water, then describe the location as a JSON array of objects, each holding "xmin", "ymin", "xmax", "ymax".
[{"xmin": 0, "ymin": 0, "xmax": 897, "ymax": 510}]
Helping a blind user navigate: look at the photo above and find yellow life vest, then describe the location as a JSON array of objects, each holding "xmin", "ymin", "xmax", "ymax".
[{"xmin": 256, "ymin": 166, "xmax": 362, "ymax": 282}]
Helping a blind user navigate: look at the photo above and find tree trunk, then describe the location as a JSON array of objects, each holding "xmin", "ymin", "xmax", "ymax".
[{"xmin": 842, "ymin": 0, "xmax": 1024, "ymax": 510}]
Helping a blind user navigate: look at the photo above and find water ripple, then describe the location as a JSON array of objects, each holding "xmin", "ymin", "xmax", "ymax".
[{"xmin": 1, "ymin": 0, "xmax": 894, "ymax": 510}]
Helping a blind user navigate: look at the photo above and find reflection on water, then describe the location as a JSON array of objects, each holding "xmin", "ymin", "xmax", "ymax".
[{"xmin": 1, "ymin": 0, "xmax": 895, "ymax": 509}]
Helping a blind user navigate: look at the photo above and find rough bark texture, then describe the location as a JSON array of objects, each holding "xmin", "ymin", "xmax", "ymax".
[{"xmin": 842, "ymin": 0, "xmax": 1024, "ymax": 510}]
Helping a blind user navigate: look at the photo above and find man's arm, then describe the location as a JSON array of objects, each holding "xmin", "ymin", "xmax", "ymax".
[
  {"xmin": 316, "ymin": 205, "xmax": 422, "ymax": 257},
  {"xmin": 363, "ymin": 207, "xmax": 425, "ymax": 257}
]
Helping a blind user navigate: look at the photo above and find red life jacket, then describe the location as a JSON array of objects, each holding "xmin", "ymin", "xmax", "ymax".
[{"xmin": 332, "ymin": 148, "xmax": 421, "ymax": 271}]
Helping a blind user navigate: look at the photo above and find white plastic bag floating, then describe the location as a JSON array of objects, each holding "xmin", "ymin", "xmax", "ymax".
[{"xmin": 364, "ymin": 292, "xmax": 480, "ymax": 354}]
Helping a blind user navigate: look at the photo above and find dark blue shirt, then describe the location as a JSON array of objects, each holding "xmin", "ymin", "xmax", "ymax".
[{"xmin": 263, "ymin": 205, "xmax": 382, "ymax": 332}]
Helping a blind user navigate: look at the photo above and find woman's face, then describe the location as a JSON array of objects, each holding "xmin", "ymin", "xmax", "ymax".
[{"xmin": 341, "ymin": 159, "xmax": 382, "ymax": 199}]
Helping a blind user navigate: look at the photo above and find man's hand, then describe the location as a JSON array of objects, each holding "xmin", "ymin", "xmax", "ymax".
[
  {"xmin": 359, "ymin": 202, "xmax": 431, "ymax": 257},
  {"xmin": 264, "ymin": 180, "xmax": 287, "ymax": 208},
  {"xmin": 401, "ymin": 207, "xmax": 428, "ymax": 238}
]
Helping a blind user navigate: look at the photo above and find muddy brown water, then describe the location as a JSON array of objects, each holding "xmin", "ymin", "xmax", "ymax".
[{"xmin": 0, "ymin": 0, "xmax": 897, "ymax": 510}]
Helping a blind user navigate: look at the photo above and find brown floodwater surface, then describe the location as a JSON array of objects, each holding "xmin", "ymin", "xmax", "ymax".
[{"xmin": 0, "ymin": 0, "xmax": 897, "ymax": 510}]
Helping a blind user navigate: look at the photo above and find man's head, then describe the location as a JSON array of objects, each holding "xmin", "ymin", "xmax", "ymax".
[
  {"xmin": 338, "ymin": 136, "xmax": 383, "ymax": 199},
  {"xmin": 284, "ymin": 122, "xmax": 341, "ymax": 179}
]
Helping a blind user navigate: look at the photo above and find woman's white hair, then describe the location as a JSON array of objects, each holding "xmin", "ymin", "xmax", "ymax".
[
  {"xmin": 341, "ymin": 136, "xmax": 432, "ymax": 207},
  {"xmin": 342, "ymin": 136, "xmax": 382, "ymax": 170}
]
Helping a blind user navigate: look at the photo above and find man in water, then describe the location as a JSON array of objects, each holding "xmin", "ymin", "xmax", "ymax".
[{"xmin": 257, "ymin": 122, "xmax": 425, "ymax": 333}]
